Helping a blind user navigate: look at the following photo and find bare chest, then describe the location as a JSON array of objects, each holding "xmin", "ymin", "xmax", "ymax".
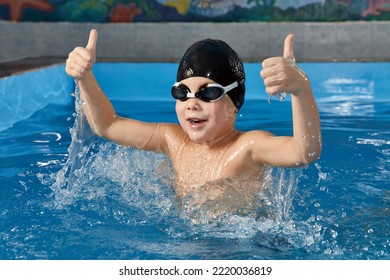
[
  {"xmin": 175, "ymin": 147, "xmax": 229, "ymax": 183},
  {"xmin": 171, "ymin": 143, "xmax": 261, "ymax": 197}
]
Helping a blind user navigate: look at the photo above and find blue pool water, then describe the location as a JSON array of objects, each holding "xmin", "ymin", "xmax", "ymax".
[{"xmin": 0, "ymin": 62, "xmax": 389, "ymax": 260}]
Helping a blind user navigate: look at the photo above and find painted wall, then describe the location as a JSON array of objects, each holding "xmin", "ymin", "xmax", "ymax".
[{"xmin": 1, "ymin": 0, "xmax": 390, "ymax": 22}]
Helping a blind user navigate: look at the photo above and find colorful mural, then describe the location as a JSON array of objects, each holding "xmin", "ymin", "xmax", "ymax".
[{"xmin": 1, "ymin": 0, "xmax": 390, "ymax": 22}]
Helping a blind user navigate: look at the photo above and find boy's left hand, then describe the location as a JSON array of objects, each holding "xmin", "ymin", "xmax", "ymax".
[{"xmin": 260, "ymin": 34, "xmax": 309, "ymax": 97}]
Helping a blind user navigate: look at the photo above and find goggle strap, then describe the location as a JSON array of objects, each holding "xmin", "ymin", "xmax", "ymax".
[{"xmin": 221, "ymin": 81, "xmax": 238, "ymax": 93}]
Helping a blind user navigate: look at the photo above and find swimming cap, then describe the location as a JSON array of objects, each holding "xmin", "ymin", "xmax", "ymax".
[{"xmin": 176, "ymin": 39, "xmax": 245, "ymax": 110}]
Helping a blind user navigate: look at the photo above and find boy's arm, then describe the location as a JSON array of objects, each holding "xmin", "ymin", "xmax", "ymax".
[
  {"xmin": 252, "ymin": 34, "xmax": 322, "ymax": 167},
  {"xmin": 65, "ymin": 29, "xmax": 166, "ymax": 152}
]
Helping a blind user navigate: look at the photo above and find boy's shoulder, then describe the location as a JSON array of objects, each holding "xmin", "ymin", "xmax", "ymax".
[
  {"xmin": 213, "ymin": 130, "xmax": 275, "ymax": 155},
  {"xmin": 236, "ymin": 129, "xmax": 274, "ymax": 142},
  {"xmin": 228, "ymin": 129, "xmax": 276, "ymax": 155},
  {"xmin": 159, "ymin": 122, "xmax": 185, "ymax": 136},
  {"xmin": 157, "ymin": 122, "xmax": 187, "ymax": 145}
]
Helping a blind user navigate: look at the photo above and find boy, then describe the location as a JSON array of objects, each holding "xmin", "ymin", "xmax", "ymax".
[{"xmin": 65, "ymin": 29, "xmax": 321, "ymax": 199}]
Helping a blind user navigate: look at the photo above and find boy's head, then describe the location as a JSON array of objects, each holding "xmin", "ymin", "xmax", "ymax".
[{"xmin": 176, "ymin": 39, "xmax": 245, "ymax": 110}]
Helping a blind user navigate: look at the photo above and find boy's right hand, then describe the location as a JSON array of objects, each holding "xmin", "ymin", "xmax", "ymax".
[{"xmin": 65, "ymin": 29, "xmax": 98, "ymax": 81}]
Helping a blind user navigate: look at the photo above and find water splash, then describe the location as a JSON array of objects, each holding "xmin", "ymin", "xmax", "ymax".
[
  {"xmin": 45, "ymin": 83, "xmax": 98, "ymax": 206},
  {"xmin": 176, "ymin": 167, "xmax": 325, "ymax": 251},
  {"xmin": 268, "ymin": 92, "xmax": 287, "ymax": 104},
  {"xmin": 39, "ymin": 83, "xmax": 325, "ymax": 253}
]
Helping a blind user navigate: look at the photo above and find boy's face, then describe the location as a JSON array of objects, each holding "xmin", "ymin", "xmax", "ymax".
[{"xmin": 175, "ymin": 77, "xmax": 237, "ymax": 145}]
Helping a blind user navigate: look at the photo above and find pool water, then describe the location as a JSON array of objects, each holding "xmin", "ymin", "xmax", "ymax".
[{"xmin": 0, "ymin": 63, "xmax": 389, "ymax": 260}]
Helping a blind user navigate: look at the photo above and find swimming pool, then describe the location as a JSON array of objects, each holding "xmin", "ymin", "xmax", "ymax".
[{"xmin": 0, "ymin": 62, "xmax": 389, "ymax": 260}]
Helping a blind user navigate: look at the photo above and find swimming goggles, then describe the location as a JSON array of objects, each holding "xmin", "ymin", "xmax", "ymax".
[{"xmin": 171, "ymin": 81, "xmax": 238, "ymax": 102}]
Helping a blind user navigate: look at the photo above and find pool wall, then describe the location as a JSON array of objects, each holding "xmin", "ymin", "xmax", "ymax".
[
  {"xmin": 0, "ymin": 62, "xmax": 262, "ymax": 131},
  {"xmin": 2, "ymin": 61, "xmax": 389, "ymax": 132},
  {"xmin": 0, "ymin": 64, "xmax": 73, "ymax": 131},
  {"xmin": 1, "ymin": 21, "xmax": 390, "ymax": 64}
]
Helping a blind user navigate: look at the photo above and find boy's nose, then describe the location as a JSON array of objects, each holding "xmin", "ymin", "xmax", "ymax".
[{"xmin": 186, "ymin": 98, "xmax": 201, "ymax": 110}]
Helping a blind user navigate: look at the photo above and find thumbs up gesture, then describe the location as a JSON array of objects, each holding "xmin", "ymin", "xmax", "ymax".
[
  {"xmin": 260, "ymin": 34, "xmax": 308, "ymax": 97},
  {"xmin": 65, "ymin": 29, "xmax": 98, "ymax": 81}
]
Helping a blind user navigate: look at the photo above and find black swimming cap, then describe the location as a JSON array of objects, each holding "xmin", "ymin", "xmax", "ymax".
[{"xmin": 176, "ymin": 39, "xmax": 245, "ymax": 110}]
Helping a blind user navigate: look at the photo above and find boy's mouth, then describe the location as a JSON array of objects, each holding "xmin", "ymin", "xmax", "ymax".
[{"xmin": 187, "ymin": 117, "xmax": 206, "ymax": 125}]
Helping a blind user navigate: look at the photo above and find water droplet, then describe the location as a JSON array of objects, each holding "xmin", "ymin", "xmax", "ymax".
[
  {"xmin": 319, "ymin": 172, "xmax": 327, "ymax": 180},
  {"xmin": 308, "ymin": 152, "xmax": 316, "ymax": 157},
  {"xmin": 268, "ymin": 93, "xmax": 287, "ymax": 103},
  {"xmin": 268, "ymin": 94, "xmax": 272, "ymax": 104},
  {"xmin": 277, "ymin": 93, "xmax": 287, "ymax": 101},
  {"xmin": 324, "ymin": 248, "xmax": 332, "ymax": 255},
  {"xmin": 313, "ymin": 224, "xmax": 322, "ymax": 232},
  {"xmin": 329, "ymin": 229, "xmax": 338, "ymax": 239}
]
